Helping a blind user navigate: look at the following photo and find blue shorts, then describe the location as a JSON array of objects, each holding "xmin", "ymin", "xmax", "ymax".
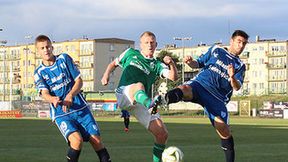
[
  {"xmin": 55, "ymin": 107, "xmax": 100, "ymax": 142},
  {"xmin": 121, "ymin": 110, "xmax": 130, "ymax": 118},
  {"xmin": 185, "ymin": 80, "xmax": 229, "ymax": 126}
]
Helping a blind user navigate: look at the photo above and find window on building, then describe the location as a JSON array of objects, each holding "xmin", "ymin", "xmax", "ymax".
[{"xmin": 259, "ymin": 83, "xmax": 264, "ymax": 89}]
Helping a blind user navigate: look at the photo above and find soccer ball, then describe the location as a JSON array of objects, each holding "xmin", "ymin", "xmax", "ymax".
[{"xmin": 162, "ymin": 146, "xmax": 184, "ymax": 162}]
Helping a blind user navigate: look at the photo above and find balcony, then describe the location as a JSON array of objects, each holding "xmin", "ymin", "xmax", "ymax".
[
  {"xmin": 266, "ymin": 51, "xmax": 287, "ymax": 57},
  {"xmin": 267, "ymin": 64, "xmax": 286, "ymax": 69},
  {"xmin": 80, "ymin": 51, "xmax": 94, "ymax": 56},
  {"xmin": 268, "ymin": 77, "xmax": 286, "ymax": 82},
  {"xmin": 79, "ymin": 63, "xmax": 93, "ymax": 69}
]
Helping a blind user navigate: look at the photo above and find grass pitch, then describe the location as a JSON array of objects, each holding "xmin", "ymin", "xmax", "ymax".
[{"xmin": 0, "ymin": 117, "xmax": 287, "ymax": 162}]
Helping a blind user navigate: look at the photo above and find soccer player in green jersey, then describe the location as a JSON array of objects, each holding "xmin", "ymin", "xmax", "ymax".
[{"xmin": 101, "ymin": 31, "xmax": 178, "ymax": 162}]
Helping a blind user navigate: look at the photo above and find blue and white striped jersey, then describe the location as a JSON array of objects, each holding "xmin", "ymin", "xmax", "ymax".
[
  {"xmin": 193, "ymin": 45, "xmax": 246, "ymax": 103},
  {"xmin": 34, "ymin": 53, "xmax": 88, "ymax": 120}
]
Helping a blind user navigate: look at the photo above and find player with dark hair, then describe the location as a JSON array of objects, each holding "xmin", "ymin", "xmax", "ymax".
[
  {"xmin": 165, "ymin": 30, "xmax": 249, "ymax": 162},
  {"xmin": 34, "ymin": 35, "xmax": 111, "ymax": 162},
  {"xmin": 101, "ymin": 31, "xmax": 178, "ymax": 162}
]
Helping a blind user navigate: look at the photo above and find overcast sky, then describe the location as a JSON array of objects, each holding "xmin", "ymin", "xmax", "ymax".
[{"xmin": 1, "ymin": 0, "xmax": 288, "ymax": 48}]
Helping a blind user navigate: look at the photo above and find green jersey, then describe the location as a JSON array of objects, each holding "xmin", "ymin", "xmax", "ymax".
[{"xmin": 116, "ymin": 48, "xmax": 168, "ymax": 96}]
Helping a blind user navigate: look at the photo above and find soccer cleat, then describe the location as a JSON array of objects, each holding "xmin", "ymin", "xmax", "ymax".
[
  {"xmin": 124, "ymin": 128, "xmax": 129, "ymax": 132},
  {"xmin": 149, "ymin": 95, "xmax": 162, "ymax": 115}
]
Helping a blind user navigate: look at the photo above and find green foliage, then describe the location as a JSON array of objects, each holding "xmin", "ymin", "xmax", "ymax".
[{"xmin": 154, "ymin": 50, "xmax": 182, "ymax": 95}]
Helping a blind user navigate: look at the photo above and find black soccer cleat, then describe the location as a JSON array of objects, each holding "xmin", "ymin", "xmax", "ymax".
[{"xmin": 149, "ymin": 95, "xmax": 162, "ymax": 115}]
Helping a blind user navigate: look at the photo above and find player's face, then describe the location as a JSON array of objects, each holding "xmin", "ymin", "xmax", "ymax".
[
  {"xmin": 36, "ymin": 40, "xmax": 54, "ymax": 64},
  {"xmin": 140, "ymin": 34, "xmax": 157, "ymax": 58},
  {"xmin": 229, "ymin": 36, "xmax": 248, "ymax": 56}
]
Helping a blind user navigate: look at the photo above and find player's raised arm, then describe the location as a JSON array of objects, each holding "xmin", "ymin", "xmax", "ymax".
[
  {"xmin": 101, "ymin": 59, "xmax": 118, "ymax": 86},
  {"xmin": 228, "ymin": 64, "xmax": 241, "ymax": 91},
  {"xmin": 163, "ymin": 56, "xmax": 178, "ymax": 81}
]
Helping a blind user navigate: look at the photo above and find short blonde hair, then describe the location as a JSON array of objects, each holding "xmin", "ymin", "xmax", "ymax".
[{"xmin": 140, "ymin": 31, "xmax": 156, "ymax": 39}]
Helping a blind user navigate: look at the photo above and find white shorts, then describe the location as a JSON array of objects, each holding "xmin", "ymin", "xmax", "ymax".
[{"xmin": 115, "ymin": 85, "xmax": 161, "ymax": 129}]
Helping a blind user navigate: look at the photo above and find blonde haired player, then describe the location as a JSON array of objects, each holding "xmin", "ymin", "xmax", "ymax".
[{"xmin": 102, "ymin": 31, "xmax": 178, "ymax": 162}]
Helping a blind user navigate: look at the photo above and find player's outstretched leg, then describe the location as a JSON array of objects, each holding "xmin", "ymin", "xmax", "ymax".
[{"xmin": 164, "ymin": 88, "xmax": 184, "ymax": 104}]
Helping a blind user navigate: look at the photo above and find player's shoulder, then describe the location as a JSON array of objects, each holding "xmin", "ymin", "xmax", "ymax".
[
  {"xmin": 211, "ymin": 45, "xmax": 227, "ymax": 53},
  {"xmin": 125, "ymin": 48, "xmax": 140, "ymax": 55},
  {"xmin": 57, "ymin": 53, "xmax": 70, "ymax": 59},
  {"xmin": 34, "ymin": 63, "xmax": 45, "ymax": 74}
]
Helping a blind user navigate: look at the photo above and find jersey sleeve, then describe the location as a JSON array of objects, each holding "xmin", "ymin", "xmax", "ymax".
[
  {"xmin": 63, "ymin": 54, "xmax": 81, "ymax": 80},
  {"xmin": 115, "ymin": 48, "xmax": 131, "ymax": 67},
  {"xmin": 34, "ymin": 70, "xmax": 49, "ymax": 92},
  {"xmin": 196, "ymin": 46, "xmax": 214, "ymax": 68}
]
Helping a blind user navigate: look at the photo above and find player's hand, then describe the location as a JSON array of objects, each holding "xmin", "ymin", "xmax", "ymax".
[
  {"xmin": 51, "ymin": 97, "xmax": 62, "ymax": 108},
  {"xmin": 228, "ymin": 64, "xmax": 235, "ymax": 78},
  {"xmin": 101, "ymin": 74, "xmax": 109, "ymax": 86},
  {"xmin": 62, "ymin": 94, "xmax": 73, "ymax": 113},
  {"xmin": 184, "ymin": 56, "xmax": 193, "ymax": 64},
  {"xmin": 163, "ymin": 56, "xmax": 175, "ymax": 65}
]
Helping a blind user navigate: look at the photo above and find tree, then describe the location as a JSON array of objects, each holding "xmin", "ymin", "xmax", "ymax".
[{"xmin": 153, "ymin": 50, "xmax": 182, "ymax": 96}]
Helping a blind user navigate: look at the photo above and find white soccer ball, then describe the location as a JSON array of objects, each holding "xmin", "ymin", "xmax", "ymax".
[{"xmin": 162, "ymin": 146, "xmax": 184, "ymax": 162}]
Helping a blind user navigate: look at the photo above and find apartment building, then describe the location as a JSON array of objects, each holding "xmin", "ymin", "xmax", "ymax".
[{"xmin": 0, "ymin": 38, "xmax": 134, "ymax": 101}]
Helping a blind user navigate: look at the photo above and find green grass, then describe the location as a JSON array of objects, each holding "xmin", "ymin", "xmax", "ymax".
[{"xmin": 0, "ymin": 117, "xmax": 288, "ymax": 162}]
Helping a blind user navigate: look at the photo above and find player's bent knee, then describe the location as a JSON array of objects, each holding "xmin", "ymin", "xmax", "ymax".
[
  {"xmin": 214, "ymin": 121, "xmax": 231, "ymax": 139},
  {"xmin": 90, "ymin": 135, "xmax": 104, "ymax": 151}
]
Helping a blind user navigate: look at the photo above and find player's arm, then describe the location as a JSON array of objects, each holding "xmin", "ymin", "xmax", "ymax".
[
  {"xmin": 40, "ymin": 89, "xmax": 62, "ymax": 108},
  {"xmin": 163, "ymin": 56, "xmax": 178, "ymax": 81},
  {"xmin": 184, "ymin": 56, "xmax": 199, "ymax": 68},
  {"xmin": 62, "ymin": 77, "xmax": 83, "ymax": 112},
  {"xmin": 101, "ymin": 60, "xmax": 118, "ymax": 86},
  {"xmin": 228, "ymin": 64, "xmax": 241, "ymax": 91}
]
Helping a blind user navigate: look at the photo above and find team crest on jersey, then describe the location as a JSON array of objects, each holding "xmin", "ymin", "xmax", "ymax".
[
  {"xmin": 92, "ymin": 124, "xmax": 98, "ymax": 131},
  {"xmin": 150, "ymin": 62, "xmax": 155, "ymax": 69},
  {"xmin": 60, "ymin": 63, "xmax": 67, "ymax": 69},
  {"xmin": 221, "ymin": 111, "xmax": 227, "ymax": 118}
]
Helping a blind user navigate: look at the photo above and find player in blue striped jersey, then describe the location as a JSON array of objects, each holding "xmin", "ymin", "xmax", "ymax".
[
  {"xmin": 165, "ymin": 30, "xmax": 249, "ymax": 162},
  {"xmin": 34, "ymin": 35, "xmax": 111, "ymax": 162}
]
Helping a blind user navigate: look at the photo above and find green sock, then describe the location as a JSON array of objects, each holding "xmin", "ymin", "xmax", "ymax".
[
  {"xmin": 153, "ymin": 143, "xmax": 165, "ymax": 162},
  {"xmin": 134, "ymin": 90, "xmax": 151, "ymax": 108}
]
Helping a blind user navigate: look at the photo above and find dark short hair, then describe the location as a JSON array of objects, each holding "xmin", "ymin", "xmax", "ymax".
[
  {"xmin": 35, "ymin": 35, "xmax": 52, "ymax": 45},
  {"xmin": 140, "ymin": 31, "xmax": 156, "ymax": 39},
  {"xmin": 231, "ymin": 30, "xmax": 249, "ymax": 40}
]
